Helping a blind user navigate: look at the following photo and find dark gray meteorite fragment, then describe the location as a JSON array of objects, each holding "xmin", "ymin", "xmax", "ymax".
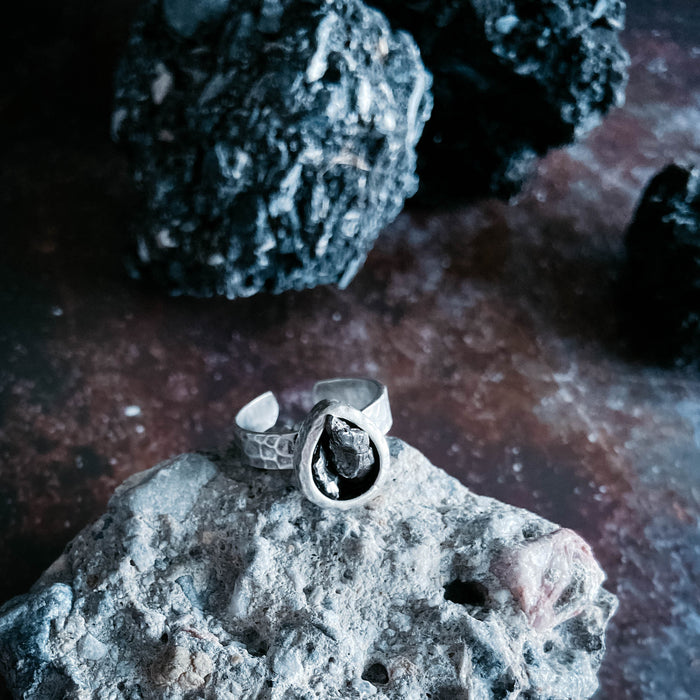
[
  {"xmin": 620, "ymin": 164, "xmax": 700, "ymax": 365},
  {"xmin": 112, "ymin": 0, "xmax": 432, "ymax": 298},
  {"xmin": 371, "ymin": 0, "xmax": 629, "ymax": 201},
  {"xmin": 326, "ymin": 415, "xmax": 375, "ymax": 479},
  {"xmin": 312, "ymin": 416, "xmax": 379, "ymax": 499}
]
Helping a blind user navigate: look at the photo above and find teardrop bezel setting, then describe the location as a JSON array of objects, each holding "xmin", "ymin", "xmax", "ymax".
[{"xmin": 294, "ymin": 399, "xmax": 389, "ymax": 509}]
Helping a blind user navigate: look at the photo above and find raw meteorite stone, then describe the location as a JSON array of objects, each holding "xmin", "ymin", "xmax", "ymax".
[
  {"xmin": 311, "ymin": 415, "xmax": 379, "ymax": 500},
  {"xmin": 620, "ymin": 163, "xmax": 700, "ymax": 365},
  {"xmin": 325, "ymin": 415, "xmax": 375, "ymax": 479},
  {"xmin": 370, "ymin": 0, "xmax": 629, "ymax": 201},
  {"xmin": 0, "ymin": 440, "xmax": 616, "ymax": 699},
  {"xmin": 112, "ymin": 0, "xmax": 432, "ymax": 298}
]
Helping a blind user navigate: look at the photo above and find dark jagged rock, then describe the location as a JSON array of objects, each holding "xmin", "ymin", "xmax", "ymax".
[
  {"xmin": 113, "ymin": 0, "xmax": 432, "ymax": 299},
  {"xmin": 311, "ymin": 416, "xmax": 377, "ymax": 499},
  {"xmin": 620, "ymin": 164, "xmax": 700, "ymax": 365},
  {"xmin": 370, "ymin": 0, "xmax": 629, "ymax": 201},
  {"xmin": 325, "ymin": 415, "xmax": 375, "ymax": 479}
]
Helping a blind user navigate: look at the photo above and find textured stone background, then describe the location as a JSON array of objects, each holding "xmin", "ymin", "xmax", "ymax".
[{"xmin": 1, "ymin": 1, "xmax": 699, "ymax": 698}]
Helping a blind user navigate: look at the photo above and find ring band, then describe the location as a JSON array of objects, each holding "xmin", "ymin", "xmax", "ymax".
[{"xmin": 233, "ymin": 378, "xmax": 392, "ymax": 509}]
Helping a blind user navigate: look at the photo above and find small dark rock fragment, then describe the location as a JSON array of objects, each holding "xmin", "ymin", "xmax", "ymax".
[
  {"xmin": 325, "ymin": 415, "xmax": 375, "ymax": 479},
  {"xmin": 620, "ymin": 163, "xmax": 700, "ymax": 365},
  {"xmin": 113, "ymin": 0, "xmax": 432, "ymax": 299},
  {"xmin": 371, "ymin": 0, "xmax": 629, "ymax": 201},
  {"xmin": 311, "ymin": 416, "xmax": 378, "ymax": 499}
]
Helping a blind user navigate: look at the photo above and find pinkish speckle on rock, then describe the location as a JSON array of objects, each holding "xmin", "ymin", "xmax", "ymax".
[{"xmin": 497, "ymin": 528, "xmax": 606, "ymax": 633}]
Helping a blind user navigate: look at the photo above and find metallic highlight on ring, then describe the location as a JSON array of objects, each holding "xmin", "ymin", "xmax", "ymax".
[{"xmin": 233, "ymin": 378, "xmax": 392, "ymax": 509}]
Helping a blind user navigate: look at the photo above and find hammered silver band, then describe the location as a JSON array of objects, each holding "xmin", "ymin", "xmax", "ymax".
[
  {"xmin": 233, "ymin": 378, "xmax": 392, "ymax": 509},
  {"xmin": 234, "ymin": 378, "xmax": 392, "ymax": 471}
]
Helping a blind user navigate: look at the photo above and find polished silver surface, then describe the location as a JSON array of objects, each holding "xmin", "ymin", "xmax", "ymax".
[
  {"xmin": 234, "ymin": 378, "xmax": 391, "ymax": 471},
  {"xmin": 294, "ymin": 399, "xmax": 390, "ymax": 510},
  {"xmin": 234, "ymin": 391, "xmax": 295, "ymax": 471},
  {"xmin": 233, "ymin": 378, "xmax": 392, "ymax": 508},
  {"xmin": 311, "ymin": 378, "xmax": 392, "ymax": 435}
]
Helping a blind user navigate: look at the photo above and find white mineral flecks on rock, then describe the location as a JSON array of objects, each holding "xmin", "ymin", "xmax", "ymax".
[
  {"xmin": 370, "ymin": 0, "xmax": 629, "ymax": 202},
  {"xmin": 0, "ymin": 440, "xmax": 616, "ymax": 699},
  {"xmin": 113, "ymin": 0, "xmax": 432, "ymax": 299}
]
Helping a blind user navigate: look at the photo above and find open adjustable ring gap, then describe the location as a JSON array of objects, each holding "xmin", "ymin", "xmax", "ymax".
[{"xmin": 233, "ymin": 378, "xmax": 392, "ymax": 509}]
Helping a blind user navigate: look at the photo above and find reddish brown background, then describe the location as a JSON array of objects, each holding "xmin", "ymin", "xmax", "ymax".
[{"xmin": 1, "ymin": 1, "xmax": 700, "ymax": 697}]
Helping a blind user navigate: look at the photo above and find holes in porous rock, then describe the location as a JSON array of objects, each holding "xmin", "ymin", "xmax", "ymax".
[
  {"xmin": 160, "ymin": 632, "xmax": 169, "ymax": 644},
  {"xmin": 362, "ymin": 662, "xmax": 389, "ymax": 686},
  {"xmin": 278, "ymin": 252, "xmax": 304, "ymax": 274},
  {"xmin": 240, "ymin": 628, "xmax": 269, "ymax": 657},
  {"xmin": 543, "ymin": 640, "xmax": 554, "ymax": 653},
  {"xmin": 443, "ymin": 579, "xmax": 489, "ymax": 608},
  {"xmin": 323, "ymin": 54, "xmax": 343, "ymax": 83},
  {"xmin": 492, "ymin": 670, "xmax": 518, "ymax": 699},
  {"xmin": 591, "ymin": 16, "xmax": 613, "ymax": 30}
]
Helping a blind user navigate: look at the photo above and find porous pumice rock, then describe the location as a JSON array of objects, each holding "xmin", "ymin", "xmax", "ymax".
[
  {"xmin": 620, "ymin": 163, "xmax": 700, "ymax": 365},
  {"xmin": 112, "ymin": 0, "xmax": 432, "ymax": 299},
  {"xmin": 370, "ymin": 0, "xmax": 629, "ymax": 201},
  {"xmin": 0, "ymin": 440, "xmax": 615, "ymax": 699}
]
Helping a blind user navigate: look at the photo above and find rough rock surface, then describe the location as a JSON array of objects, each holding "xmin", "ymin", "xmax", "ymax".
[
  {"xmin": 371, "ymin": 0, "xmax": 629, "ymax": 200},
  {"xmin": 112, "ymin": 0, "xmax": 432, "ymax": 299},
  {"xmin": 0, "ymin": 440, "xmax": 615, "ymax": 699},
  {"xmin": 620, "ymin": 163, "xmax": 700, "ymax": 365}
]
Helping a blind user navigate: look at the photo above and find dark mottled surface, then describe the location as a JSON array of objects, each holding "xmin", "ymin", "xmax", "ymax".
[
  {"xmin": 1, "ymin": 1, "xmax": 699, "ymax": 698},
  {"xmin": 621, "ymin": 163, "xmax": 700, "ymax": 364},
  {"xmin": 372, "ymin": 0, "xmax": 628, "ymax": 200},
  {"xmin": 113, "ymin": 0, "xmax": 431, "ymax": 299}
]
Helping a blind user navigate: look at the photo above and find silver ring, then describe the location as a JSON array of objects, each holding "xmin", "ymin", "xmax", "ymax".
[{"xmin": 233, "ymin": 378, "xmax": 392, "ymax": 509}]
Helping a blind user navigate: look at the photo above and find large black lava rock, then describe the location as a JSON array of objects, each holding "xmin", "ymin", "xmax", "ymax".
[
  {"xmin": 621, "ymin": 164, "xmax": 700, "ymax": 365},
  {"xmin": 371, "ymin": 0, "xmax": 629, "ymax": 201},
  {"xmin": 113, "ymin": 0, "xmax": 432, "ymax": 298}
]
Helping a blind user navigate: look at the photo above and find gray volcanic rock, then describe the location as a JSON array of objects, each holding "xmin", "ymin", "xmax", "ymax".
[
  {"xmin": 112, "ymin": 0, "xmax": 432, "ymax": 299},
  {"xmin": 0, "ymin": 440, "xmax": 615, "ymax": 699},
  {"xmin": 621, "ymin": 163, "xmax": 700, "ymax": 365},
  {"xmin": 371, "ymin": 0, "xmax": 629, "ymax": 201}
]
